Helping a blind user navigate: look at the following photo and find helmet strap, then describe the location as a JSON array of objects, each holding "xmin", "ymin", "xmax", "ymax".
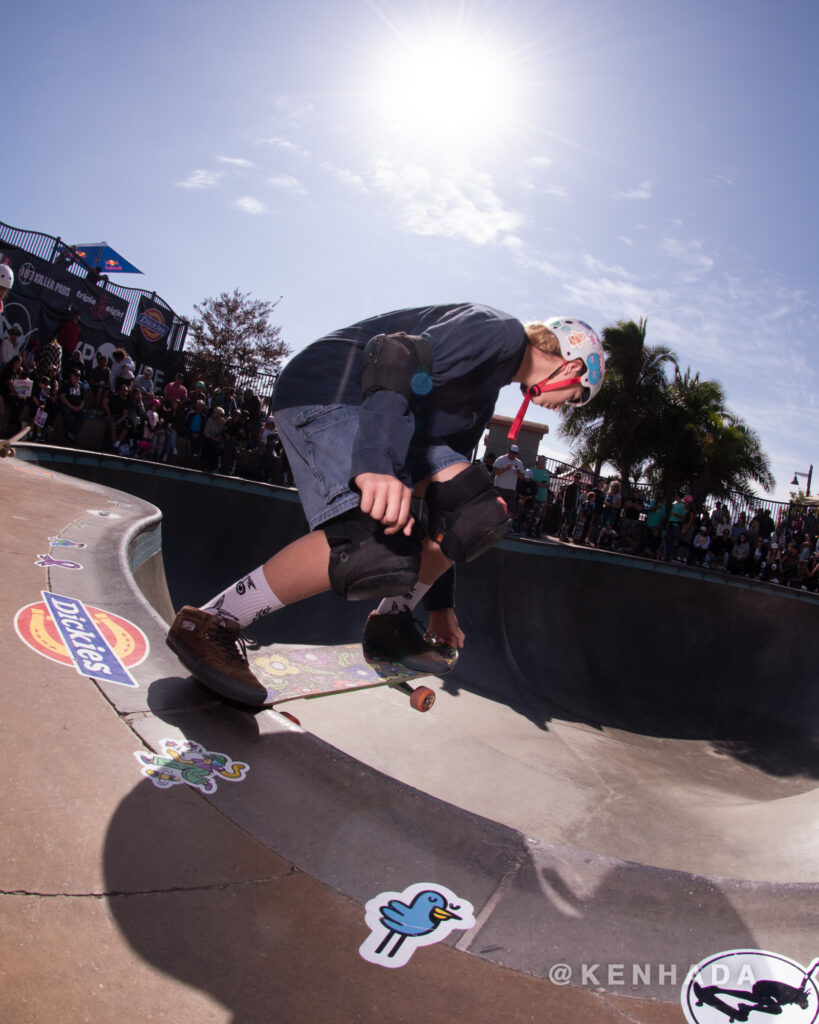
[{"xmin": 507, "ymin": 362, "xmax": 583, "ymax": 440}]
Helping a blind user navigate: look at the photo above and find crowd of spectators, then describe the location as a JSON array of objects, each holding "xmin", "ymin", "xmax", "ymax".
[
  {"xmin": 482, "ymin": 449, "xmax": 818, "ymax": 593},
  {"xmin": 0, "ymin": 334, "xmax": 290, "ymax": 486}
]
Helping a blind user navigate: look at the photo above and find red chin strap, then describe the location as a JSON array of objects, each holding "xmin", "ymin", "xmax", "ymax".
[{"xmin": 508, "ymin": 368, "xmax": 584, "ymax": 440}]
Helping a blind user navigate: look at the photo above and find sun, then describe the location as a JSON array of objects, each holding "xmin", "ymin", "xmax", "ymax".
[{"xmin": 364, "ymin": 17, "xmax": 525, "ymax": 156}]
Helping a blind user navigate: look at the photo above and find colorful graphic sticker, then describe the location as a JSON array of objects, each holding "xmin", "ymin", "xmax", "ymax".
[
  {"xmin": 681, "ymin": 950, "xmax": 819, "ymax": 1024},
  {"xmin": 35, "ymin": 554, "xmax": 83, "ymax": 570},
  {"xmin": 359, "ymin": 882, "xmax": 475, "ymax": 969},
  {"xmin": 48, "ymin": 538, "xmax": 87, "ymax": 549},
  {"xmin": 135, "ymin": 739, "xmax": 249, "ymax": 794},
  {"xmin": 15, "ymin": 592, "xmax": 148, "ymax": 687}
]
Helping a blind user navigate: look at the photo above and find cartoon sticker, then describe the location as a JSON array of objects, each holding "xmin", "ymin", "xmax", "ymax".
[
  {"xmin": 359, "ymin": 882, "xmax": 475, "ymax": 969},
  {"xmin": 682, "ymin": 950, "xmax": 819, "ymax": 1023},
  {"xmin": 35, "ymin": 554, "xmax": 82, "ymax": 570},
  {"xmin": 48, "ymin": 538, "xmax": 87, "ymax": 549},
  {"xmin": 15, "ymin": 592, "xmax": 148, "ymax": 686},
  {"xmin": 135, "ymin": 739, "xmax": 249, "ymax": 794}
]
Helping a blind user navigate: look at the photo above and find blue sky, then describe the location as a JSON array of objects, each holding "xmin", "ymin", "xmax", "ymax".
[{"xmin": 7, "ymin": 0, "xmax": 819, "ymax": 500}]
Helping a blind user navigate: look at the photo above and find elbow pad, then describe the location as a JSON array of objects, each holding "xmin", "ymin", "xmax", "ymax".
[{"xmin": 361, "ymin": 332, "xmax": 434, "ymax": 403}]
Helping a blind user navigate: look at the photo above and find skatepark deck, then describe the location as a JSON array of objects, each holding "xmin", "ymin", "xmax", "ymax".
[{"xmin": 2, "ymin": 446, "xmax": 817, "ymax": 1022}]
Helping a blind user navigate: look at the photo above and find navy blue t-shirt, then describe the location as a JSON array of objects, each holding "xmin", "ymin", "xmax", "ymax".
[{"xmin": 272, "ymin": 303, "xmax": 527, "ymax": 480}]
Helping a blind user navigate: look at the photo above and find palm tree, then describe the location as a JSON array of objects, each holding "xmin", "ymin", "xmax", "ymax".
[
  {"xmin": 650, "ymin": 367, "xmax": 774, "ymax": 504},
  {"xmin": 560, "ymin": 318, "xmax": 676, "ymax": 487}
]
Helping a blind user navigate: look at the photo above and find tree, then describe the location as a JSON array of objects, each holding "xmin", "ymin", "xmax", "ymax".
[
  {"xmin": 559, "ymin": 318, "xmax": 676, "ymax": 487},
  {"xmin": 188, "ymin": 289, "xmax": 290, "ymax": 384},
  {"xmin": 650, "ymin": 367, "xmax": 774, "ymax": 505}
]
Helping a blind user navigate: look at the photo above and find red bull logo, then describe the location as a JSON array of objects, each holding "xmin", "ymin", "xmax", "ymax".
[{"xmin": 137, "ymin": 307, "xmax": 168, "ymax": 342}]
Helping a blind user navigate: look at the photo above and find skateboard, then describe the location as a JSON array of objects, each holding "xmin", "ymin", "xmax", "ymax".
[
  {"xmin": 248, "ymin": 641, "xmax": 456, "ymax": 724},
  {"xmin": 0, "ymin": 425, "xmax": 31, "ymax": 458},
  {"xmin": 692, "ymin": 983, "xmax": 750, "ymax": 1022}
]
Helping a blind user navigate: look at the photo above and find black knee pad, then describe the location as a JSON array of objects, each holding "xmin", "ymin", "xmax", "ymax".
[
  {"xmin": 322, "ymin": 508, "xmax": 423, "ymax": 601},
  {"xmin": 425, "ymin": 463, "xmax": 510, "ymax": 562}
]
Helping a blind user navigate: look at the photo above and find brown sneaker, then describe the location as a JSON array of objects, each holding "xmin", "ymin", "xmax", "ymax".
[
  {"xmin": 362, "ymin": 610, "xmax": 458, "ymax": 676},
  {"xmin": 166, "ymin": 606, "xmax": 273, "ymax": 707}
]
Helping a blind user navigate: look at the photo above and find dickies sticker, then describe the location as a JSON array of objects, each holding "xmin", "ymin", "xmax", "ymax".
[{"xmin": 15, "ymin": 592, "xmax": 148, "ymax": 686}]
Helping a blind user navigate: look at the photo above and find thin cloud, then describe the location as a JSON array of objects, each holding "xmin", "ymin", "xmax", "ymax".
[
  {"xmin": 177, "ymin": 169, "xmax": 222, "ymax": 189},
  {"xmin": 233, "ymin": 196, "xmax": 268, "ymax": 215},
  {"xmin": 613, "ymin": 180, "xmax": 653, "ymax": 200},
  {"xmin": 369, "ymin": 158, "xmax": 523, "ymax": 246},
  {"xmin": 660, "ymin": 237, "xmax": 715, "ymax": 280},
  {"xmin": 218, "ymin": 156, "xmax": 254, "ymax": 168},
  {"xmin": 268, "ymin": 174, "xmax": 308, "ymax": 194},
  {"xmin": 262, "ymin": 135, "xmax": 312, "ymax": 160}
]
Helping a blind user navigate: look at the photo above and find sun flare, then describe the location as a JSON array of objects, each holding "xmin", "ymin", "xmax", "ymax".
[{"xmin": 366, "ymin": 21, "xmax": 524, "ymax": 154}]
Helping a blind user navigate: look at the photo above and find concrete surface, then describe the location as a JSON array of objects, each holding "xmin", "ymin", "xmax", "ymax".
[{"xmin": 2, "ymin": 446, "xmax": 818, "ymax": 1022}]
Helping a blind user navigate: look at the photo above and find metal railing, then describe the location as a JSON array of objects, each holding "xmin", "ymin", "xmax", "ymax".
[{"xmin": 0, "ymin": 219, "xmax": 189, "ymax": 350}]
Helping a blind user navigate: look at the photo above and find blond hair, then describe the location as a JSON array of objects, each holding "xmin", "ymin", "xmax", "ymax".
[{"xmin": 523, "ymin": 322, "xmax": 561, "ymax": 357}]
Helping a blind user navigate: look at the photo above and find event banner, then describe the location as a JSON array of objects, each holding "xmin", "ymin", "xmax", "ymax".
[{"xmin": 0, "ymin": 243, "xmax": 182, "ymax": 390}]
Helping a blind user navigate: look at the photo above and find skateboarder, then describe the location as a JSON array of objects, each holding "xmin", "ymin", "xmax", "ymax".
[{"xmin": 167, "ymin": 305, "xmax": 605, "ymax": 705}]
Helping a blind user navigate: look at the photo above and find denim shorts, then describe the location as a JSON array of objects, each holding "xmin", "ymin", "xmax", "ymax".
[{"xmin": 273, "ymin": 403, "xmax": 466, "ymax": 530}]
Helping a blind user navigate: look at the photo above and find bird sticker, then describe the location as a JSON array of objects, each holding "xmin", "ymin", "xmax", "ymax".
[{"xmin": 359, "ymin": 882, "xmax": 475, "ymax": 969}]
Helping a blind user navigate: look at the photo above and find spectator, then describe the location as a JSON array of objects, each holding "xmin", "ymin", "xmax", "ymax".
[
  {"xmin": 523, "ymin": 455, "xmax": 551, "ymax": 537},
  {"xmin": 163, "ymin": 372, "xmax": 188, "ymax": 404},
  {"xmin": 62, "ymin": 348, "xmax": 87, "ymax": 385},
  {"xmin": 0, "ymin": 354, "xmax": 31, "ymax": 432},
  {"xmin": 137, "ymin": 398, "xmax": 161, "ymax": 458},
  {"xmin": 202, "ymin": 406, "xmax": 227, "ymax": 471},
  {"xmin": 678, "ymin": 496, "xmax": 698, "ymax": 564},
  {"xmin": 259, "ymin": 416, "xmax": 284, "ymax": 484},
  {"xmin": 620, "ymin": 487, "xmax": 644, "ymax": 553},
  {"xmin": 87, "ymin": 353, "xmax": 110, "ymax": 412},
  {"xmin": 28, "ymin": 374, "xmax": 52, "ymax": 441},
  {"xmin": 56, "ymin": 310, "xmax": 82, "ymax": 367},
  {"xmin": 185, "ymin": 399, "xmax": 208, "ymax": 459},
  {"xmin": 35, "ymin": 335, "xmax": 63, "ymax": 381},
  {"xmin": 492, "ymin": 444, "xmax": 525, "ymax": 524},
  {"xmin": 601, "ymin": 480, "xmax": 623, "ymax": 531},
  {"xmin": 133, "ymin": 366, "xmax": 155, "ymax": 394},
  {"xmin": 692, "ymin": 526, "xmax": 711, "ymax": 566},
  {"xmin": 574, "ymin": 490, "xmax": 596, "ymax": 544},
  {"xmin": 221, "ymin": 407, "xmax": 249, "ymax": 475},
  {"xmin": 597, "ymin": 520, "xmax": 619, "ymax": 550},
  {"xmin": 191, "ymin": 380, "xmax": 210, "ymax": 409},
  {"xmin": 104, "ymin": 380, "xmax": 133, "ymax": 452},
  {"xmin": 664, "ymin": 493, "xmax": 688, "ymax": 561},
  {"xmin": 1, "ymin": 323, "xmax": 24, "ymax": 368},
  {"xmin": 241, "ymin": 387, "xmax": 262, "ymax": 438},
  {"xmin": 642, "ymin": 489, "xmax": 666, "ymax": 559},
  {"xmin": 728, "ymin": 532, "xmax": 750, "ymax": 575},
  {"xmin": 59, "ymin": 366, "xmax": 87, "ymax": 442},
  {"xmin": 560, "ymin": 471, "xmax": 583, "ymax": 540},
  {"xmin": 109, "ymin": 348, "xmax": 136, "ymax": 393},
  {"xmin": 516, "ymin": 470, "xmax": 538, "ymax": 535},
  {"xmin": 481, "ymin": 450, "xmax": 496, "ymax": 474},
  {"xmin": 750, "ymin": 537, "xmax": 768, "ymax": 578}
]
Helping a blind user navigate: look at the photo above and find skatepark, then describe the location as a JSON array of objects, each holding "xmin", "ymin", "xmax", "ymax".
[{"xmin": 3, "ymin": 445, "xmax": 818, "ymax": 1023}]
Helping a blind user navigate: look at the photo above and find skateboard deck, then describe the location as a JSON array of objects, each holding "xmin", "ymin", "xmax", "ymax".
[
  {"xmin": 249, "ymin": 641, "xmax": 454, "ymax": 717},
  {"xmin": 0, "ymin": 425, "xmax": 31, "ymax": 458}
]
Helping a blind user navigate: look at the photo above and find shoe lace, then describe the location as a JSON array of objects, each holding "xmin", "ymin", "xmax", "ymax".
[{"xmin": 206, "ymin": 618, "xmax": 256, "ymax": 663}]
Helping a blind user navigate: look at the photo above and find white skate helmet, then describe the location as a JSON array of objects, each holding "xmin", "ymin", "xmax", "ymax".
[
  {"xmin": 543, "ymin": 317, "xmax": 605, "ymax": 404},
  {"xmin": 0, "ymin": 264, "xmax": 13, "ymax": 290},
  {"xmin": 508, "ymin": 316, "xmax": 605, "ymax": 440}
]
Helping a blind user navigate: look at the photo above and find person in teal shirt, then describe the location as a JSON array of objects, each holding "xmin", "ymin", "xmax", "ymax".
[{"xmin": 524, "ymin": 455, "xmax": 552, "ymax": 537}]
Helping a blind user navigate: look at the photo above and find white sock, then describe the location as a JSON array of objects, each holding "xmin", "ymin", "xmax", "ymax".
[
  {"xmin": 201, "ymin": 566, "xmax": 284, "ymax": 627},
  {"xmin": 375, "ymin": 580, "xmax": 431, "ymax": 616}
]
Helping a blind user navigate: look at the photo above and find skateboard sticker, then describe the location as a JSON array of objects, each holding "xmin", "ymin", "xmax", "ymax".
[
  {"xmin": 135, "ymin": 739, "xmax": 249, "ymax": 794},
  {"xmin": 35, "ymin": 554, "xmax": 83, "ymax": 570},
  {"xmin": 359, "ymin": 882, "xmax": 475, "ymax": 969},
  {"xmin": 11, "ymin": 463, "xmax": 55, "ymax": 478},
  {"xmin": 48, "ymin": 538, "xmax": 87, "ymax": 549},
  {"xmin": 15, "ymin": 592, "xmax": 148, "ymax": 686},
  {"xmin": 682, "ymin": 950, "xmax": 819, "ymax": 1023}
]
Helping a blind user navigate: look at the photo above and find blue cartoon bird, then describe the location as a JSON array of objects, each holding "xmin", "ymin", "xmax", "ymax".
[{"xmin": 376, "ymin": 889, "xmax": 462, "ymax": 958}]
